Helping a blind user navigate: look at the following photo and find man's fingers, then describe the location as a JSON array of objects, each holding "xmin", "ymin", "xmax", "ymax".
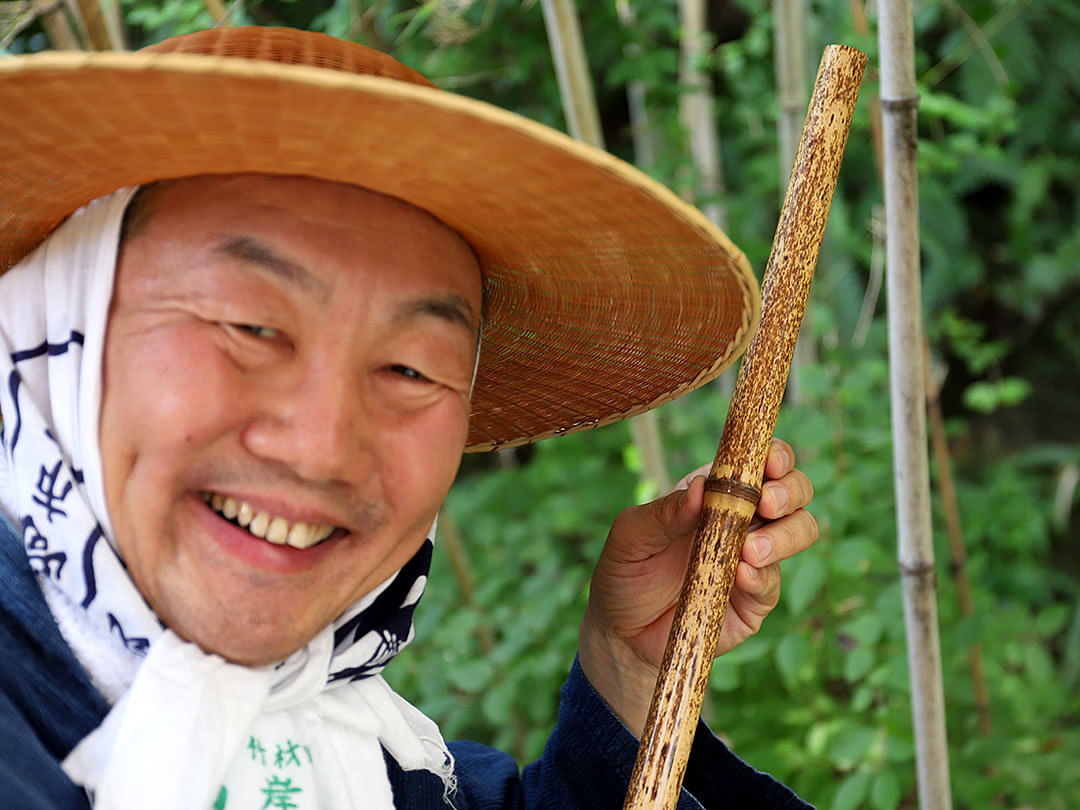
[
  {"xmin": 663, "ymin": 474, "xmax": 705, "ymax": 538},
  {"xmin": 670, "ymin": 462, "xmax": 711, "ymax": 494},
  {"xmin": 648, "ymin": 473, "xmax": 704, "ymax": 541},
  {"xmin": 764, "ymin": 437, "xmax": 795, "ymax": 480},
  {"xmin": 618, "ymin": 438, "xmax": 809, "ymax": 563},
  {"xmin": 757, "ymin": 468, "xmax": 814, "ymax": 519},
  {"xmin": 675, "ymin": 439, "xmax": 809, "ymax": 520},
  {"xmin": 606, "ymin": 474, "xmax": 705, "ymax": 562},
  {"xmin": 743, "ymin": 508, "xmax": 819, "ymax": 567},
  {"xmin": 714, "ymin": 561, "xmax": 782, "ymax": 649},
  {"xmin": 734, "ymin": 560, "xmax": 781, "ymax": 603}
]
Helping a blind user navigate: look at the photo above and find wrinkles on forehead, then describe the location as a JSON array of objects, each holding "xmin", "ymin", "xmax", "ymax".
[{"xmin": 117, "ymin": 175, "xmax": 487, "ymax": 348}]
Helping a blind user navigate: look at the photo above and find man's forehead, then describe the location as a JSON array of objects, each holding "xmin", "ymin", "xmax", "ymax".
[
  {"xmin": 131, "ymin": 174, "xmax": 453, "ymax": 229},
  {"xmin": 209, "ymin": 230, "xmax": 479, "ymax": 334},
  {"xmin": 125, "ymin": 174, "xmax": 480, "ymax": 272},
  {"xmin": 120, "ymin": 174, "xmax": 484, "ymax": 334}
]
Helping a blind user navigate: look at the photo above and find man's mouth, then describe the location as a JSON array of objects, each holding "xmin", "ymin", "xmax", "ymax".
[{"xmin": 201, "ymin": 492, "xmax": 338, "ymax": 550}]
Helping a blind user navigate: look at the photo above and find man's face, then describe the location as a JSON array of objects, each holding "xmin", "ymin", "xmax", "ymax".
[{"xmin": 100, "ymin": 174, "xmax": 482, "ymax": 666}]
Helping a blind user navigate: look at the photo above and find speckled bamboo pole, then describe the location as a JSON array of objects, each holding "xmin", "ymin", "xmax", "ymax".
[{"xmin": 623, "ymin": 44, "xmax": 866, "ymax": 810}]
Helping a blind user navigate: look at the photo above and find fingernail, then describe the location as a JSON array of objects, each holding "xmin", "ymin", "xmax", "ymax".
[
  {"xmin": 678, "ymin": 488, "xmax": 688, "ymax": 507},
  {"xmin": 769, "ymin": 484, "xmax": 789, "ymax": 511},
  {"xmin": 752, "ymin": 536, "xmax": 773, "ymax": 562}
]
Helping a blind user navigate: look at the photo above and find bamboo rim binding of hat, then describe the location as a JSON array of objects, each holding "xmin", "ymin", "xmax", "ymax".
[{"xmin": 623, "ymin": 44, "xmax": 867, "ymax": 810}]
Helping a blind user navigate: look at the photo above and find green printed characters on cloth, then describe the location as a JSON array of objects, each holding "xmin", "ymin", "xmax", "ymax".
[
  {"xmin": 261, "ymin": 776, "xmax": 302, "ymax": 809},
  {"xmin": 214, "ymin": 736, "xmax": 315, "ymax": 808}
]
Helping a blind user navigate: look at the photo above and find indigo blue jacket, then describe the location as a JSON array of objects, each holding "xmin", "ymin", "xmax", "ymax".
[{"xmin": 0, "ymin": 514, "xmax": 811, "ymax": 808}]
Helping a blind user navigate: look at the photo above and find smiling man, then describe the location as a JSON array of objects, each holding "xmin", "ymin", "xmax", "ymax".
[
  {"xmin": 0, "ymin": 26, "xmax": 817, "ymax": 810},
  {"xmin": 101, "ymin": 176, "xmax": 483, "ymax": 668}
]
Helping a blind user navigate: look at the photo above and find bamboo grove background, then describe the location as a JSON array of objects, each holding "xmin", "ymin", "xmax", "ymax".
[{"xmin": 4, "ymin": 1, "xmax": 1079, "ymax": 807}]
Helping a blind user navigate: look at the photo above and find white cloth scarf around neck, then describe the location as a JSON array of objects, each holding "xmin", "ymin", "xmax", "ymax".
[{"xmin": 0, "ymin": 190, "xmax": 456, "ymax": 809}]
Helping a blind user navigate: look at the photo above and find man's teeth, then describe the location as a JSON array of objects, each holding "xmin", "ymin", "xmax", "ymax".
[{"xmin": 204, "ymin": 493, "xmax": 336, "ymax": 549}]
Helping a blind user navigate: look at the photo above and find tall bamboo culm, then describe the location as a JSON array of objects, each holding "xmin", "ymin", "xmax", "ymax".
[
  {"xmin": 679, "ymin": 0, "xmax": 735, "ymax": 400},
  {"xmin": 678, "ymin": 0, "xmax": 726, "ymax": 231},
  {"xmin": 771, "ymin": 0, "xmax": 813, "ymax": 405},
  {"xmin": 202, "ymin": 0, "xmax": 229, "ymax": 25},
  {"xmin": 616, "ymin": 1, "xmax": 658, "ymax": 172},
  {"xmin": 32, "ymin": 0, "xmax": 81, "ymax": 49},
  {"xmin": 878, "ymin": 2, "xmax": 954, "ymax": 807},
  {"xmin": 72, "ymin": 0, "xmax": 125, "ymax": 50},
  {"xmin": 540, "ymin": 0, "xmax": 671, "ymax": 494}
]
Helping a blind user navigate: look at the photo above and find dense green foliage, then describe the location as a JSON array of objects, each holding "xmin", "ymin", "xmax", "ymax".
[{"xmin": 8, "ymin": 1, "xmax": 1079, "ymax": 807}]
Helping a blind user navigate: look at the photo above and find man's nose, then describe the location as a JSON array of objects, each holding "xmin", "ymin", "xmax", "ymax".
[{"xmin": 241, "ymin": 363, "xmax": 372, "ymax": 484}]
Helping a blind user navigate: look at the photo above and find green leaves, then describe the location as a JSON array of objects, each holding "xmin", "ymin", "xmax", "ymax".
[
  {"xmin": 785, "ymin": 553, "xmax": 828, "ymax": 616},
  {"xmin": 388, "ymin": 0, "xmax": 443, "ymax": 47},
  {"xmin": 827, "ymin": 724, "xmax": 879, "ymax": 769},
  {"xmin": 919, "ymin": 88, "xmax": 1018, "ymax": 137},
  {"xmin": 962, "ymin": 377, "xmax": 1032, "ymax": 413},
  {"xmin": 832, "ymin": 770, "xmax": 871, "ymax": 810},
  {"xmin": 446, "ymin": 659, "xmax": 494, "ymax": 694},
  {"xmin": 775, "ymin": 633, "xmax": 812, "ymax": 691},
  {"xmin": 869, "ymin": 769, "xmax": 902, "ymax": 810}
]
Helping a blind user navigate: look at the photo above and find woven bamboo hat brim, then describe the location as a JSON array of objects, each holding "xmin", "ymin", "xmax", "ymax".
[{"xmin": 0, "ymin": 26, "xmax": 759, "ymax": 451}]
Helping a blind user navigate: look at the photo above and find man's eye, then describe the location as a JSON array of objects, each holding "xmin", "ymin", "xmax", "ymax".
[
  {"xmin": 235, "ymin": 324, "xmax": 280, "ymax": 339},
  {"xmin": 391, "ymin": 364, "xmax": 428, "ymax": 382}
]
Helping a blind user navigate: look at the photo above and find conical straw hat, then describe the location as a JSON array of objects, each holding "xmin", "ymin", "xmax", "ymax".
[{"xmin": 0, "ymin": 26, "xmax": 759, "ymax": 451}]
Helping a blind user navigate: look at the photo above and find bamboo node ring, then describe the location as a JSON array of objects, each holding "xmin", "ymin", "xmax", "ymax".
[
  {"xmin": 704, "ymin": 477, "xmax": 761, "ymax": 504},
  {"xmin": 880, "ymin": 95, "xmax": 919, "ymax": 111},
  {"xmin": 898, "ymin": 560, "xmax": 936, "ymax": 576}
]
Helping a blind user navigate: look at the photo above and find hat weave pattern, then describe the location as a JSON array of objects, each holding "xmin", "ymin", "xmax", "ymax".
[{"xmin": 0, "ymin": 27, "xmax": 759, "ymax": 450}]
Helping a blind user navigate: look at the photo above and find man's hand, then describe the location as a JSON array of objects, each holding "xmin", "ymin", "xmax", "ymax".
[{"xmin": 578, "ymin": 437, "xmax": 818, "ymax": 738}]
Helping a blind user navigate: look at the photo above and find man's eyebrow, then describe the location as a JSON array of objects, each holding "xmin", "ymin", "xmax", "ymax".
[
  {"xmin": 211, "ymin": 235, "xmax": 330, "ymax": 299},
  {"xmin": 395, "ymin": 294, "xmax": 478, "ymax": 335}
]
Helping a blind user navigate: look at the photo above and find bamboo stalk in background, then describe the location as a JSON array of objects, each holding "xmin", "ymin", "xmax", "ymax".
[
  {"xmin": 771, "ymin": 0, "xmax": 813, "ymax": 405},
  {"xmin": 35, "ymin": 0, "xmax": 80, "ymax": 49},
  {"xmin": 924, "ymin": 340, "xmax": 991, "ymax": 736},
  {"xmin": 539, "ymin": 0, "xmax": 604, "ymax": 149},
  {"xmin": 615, "ymin": 0, "xmax": 657, "ymax": 172},
  {"xmin": 772, "ymin": 0, "xmax": 807, "ymax": 190},
  {"xmin": 679, "ymin": 0, "xmax": 736, "ymax": 401},
  {"xmin": 848, "ymin": 0, "xmax": 887, "ymax": 351},
  {"xmin": 540, "ymin": 0, "xmax": 671, "ymax": 494},
  {"xmin": 100, "ymin": 0, "xmax": 123, "ymax": 48},
  {"xmin": 70, "ymin": 0, "xmax": 122, "ymax": 50},
  {"xmin": 202, "ymin": 0, "xmax": 228, "ymax": 25},
  {"xmin": 1053, "ymin": 465, "xmax": 1079, "ymax": 534},
  {"xmin": 678, "ymin": 0, "xmax": 726, "ymax": 231},
  {"xmin": 849, "ymin": 0, "xmax": 884, "ymax": 177},
  {"xmin": 852, "ymin": 204, "xmax": 884, "ymax": 347},
  {"xmin": 878, "ymin": 1, "xmax": 954, "ymax": 806},
  {"xmin": 853, "ymin": 9, "xmax": 979, "ymax": 742},
  {"xmin": 624, "ymin": 45, "xmax": 865, "ymax": 810},
  {"xmin": 62, "ymin": 0, "xmax": 87, "ymax": 47}
]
